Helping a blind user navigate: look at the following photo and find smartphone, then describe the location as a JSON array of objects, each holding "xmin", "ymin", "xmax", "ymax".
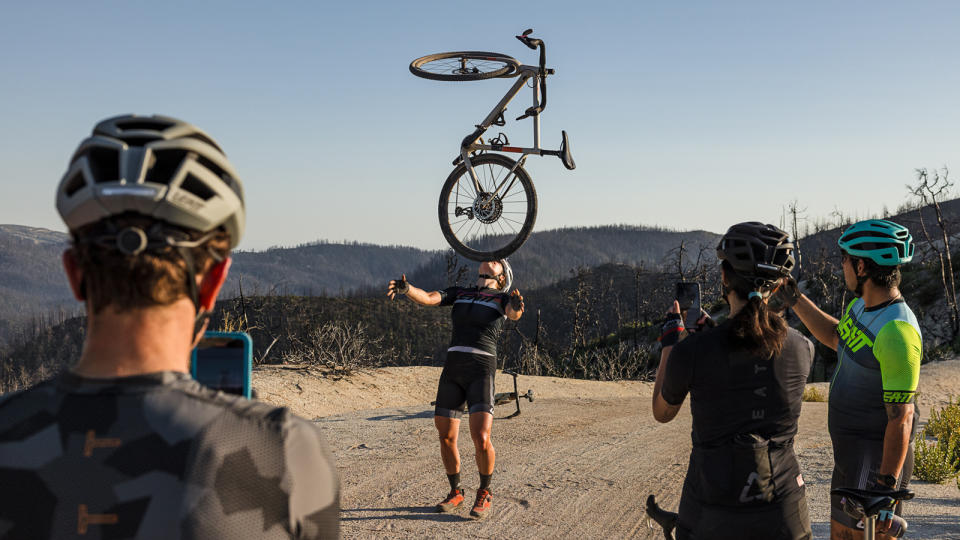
[
  {"xmin": 675, "ymin": 281, "xmax": 702, "ymax": 329},
  {"xmin": 191, "ymin": 331, "xmax": 252, "ymax": 399}
]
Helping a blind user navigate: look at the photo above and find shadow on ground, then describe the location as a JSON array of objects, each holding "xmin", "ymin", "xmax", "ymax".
[{"xmin": 341, "ymin": 506, "xmax": 472, "ymax": 523}]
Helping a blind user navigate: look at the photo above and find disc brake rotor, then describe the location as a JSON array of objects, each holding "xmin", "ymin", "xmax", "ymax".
[{"xmin": 472, "ymin": 193, "xmax": 503, "ymax": 224}]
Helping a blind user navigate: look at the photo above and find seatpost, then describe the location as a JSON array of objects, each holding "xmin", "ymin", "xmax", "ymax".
[{"xmin": 863, "ymin": 515, "xmax": 875, "ymax": 539}]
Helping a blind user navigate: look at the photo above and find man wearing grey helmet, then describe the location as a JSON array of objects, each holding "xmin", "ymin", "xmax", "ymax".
[
  {"xmin": 388, "ymin": 259, "xmax": 523, "ymax": 520},
  {"xmin": 0, "ymin": 115, "xmax": 339, "ymax": 539}
]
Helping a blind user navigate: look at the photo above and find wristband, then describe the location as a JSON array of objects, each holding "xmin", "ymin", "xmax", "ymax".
[
  {"xmin": 660, "ymin": 313, "xmax": 685, "ymax": 347},
  {"xmin": 877, "ymin": 473, "xmax": 898, "ymax": 489}
]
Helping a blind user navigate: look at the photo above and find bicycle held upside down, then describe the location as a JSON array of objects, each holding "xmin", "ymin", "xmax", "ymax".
[{"xmin": 410, "ymin": 29, "xmax": 576, "ymax": 261}]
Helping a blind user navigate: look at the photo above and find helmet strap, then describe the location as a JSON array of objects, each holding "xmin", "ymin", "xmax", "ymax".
[{"xmin": 176, "ymin": 245, "xmax": 211, "ymax": 344}]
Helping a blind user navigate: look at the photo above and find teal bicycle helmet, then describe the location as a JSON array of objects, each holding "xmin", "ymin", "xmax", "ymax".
[{"xmin": 837, "ymin": 219, "xmax": 914, "ymax": 266}]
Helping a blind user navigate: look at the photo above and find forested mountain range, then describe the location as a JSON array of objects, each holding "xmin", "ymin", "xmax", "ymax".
[
  {"xmin": 6, "ymin": 193, "xmax": 960, "ymax": 393},
  {"xmin": 0, "ymin": 223, "xmax": 721, "ymax": 346},
  {"xmin": 0, "ymin": 225, "xmax": 76, "ymax": 350},
  {"xmin": 401, "ymin": 225, "xmax": 721, "ymax": 292}
]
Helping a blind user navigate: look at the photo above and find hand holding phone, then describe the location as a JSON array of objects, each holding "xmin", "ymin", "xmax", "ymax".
[{"xmin": 675, "ymin": 281, "xmax": 702, "ymax": 330}]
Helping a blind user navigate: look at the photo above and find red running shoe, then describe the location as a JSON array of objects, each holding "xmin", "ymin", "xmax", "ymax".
[
  {"xmin": 470, "ymin": 488, "xmax": 492, "ymax": 519},
  {"xmin": 436, "ymin": 488, "xmax": 465, "ymax": 513}
]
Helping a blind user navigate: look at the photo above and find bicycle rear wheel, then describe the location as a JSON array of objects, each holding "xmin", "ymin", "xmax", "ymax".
[
  {"xmin": 439, "ymin": 153, "xmax": 537, "ymax": 261},
  {"xmin": 410, "ymin": 51, "xmax": 519, "ymax": 81}
]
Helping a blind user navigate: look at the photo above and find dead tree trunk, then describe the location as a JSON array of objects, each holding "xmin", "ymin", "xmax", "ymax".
[{"xmin": 910, "ymin": 168, "xmax": 959, "ymax": 340}]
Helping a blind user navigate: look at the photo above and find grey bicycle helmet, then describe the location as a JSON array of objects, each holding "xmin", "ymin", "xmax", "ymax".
[
  {"xmin": 56, "ymin": 114, "xmax": 245, "ymax": 248},
  {"xmin": 717, "ymin": 222, "xmax": 796, "ymax": 287}
]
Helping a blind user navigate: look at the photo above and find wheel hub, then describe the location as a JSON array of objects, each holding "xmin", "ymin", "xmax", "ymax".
[{"xmin": 473, "ymin": 193, "xmax": 503, "ymax": 224}]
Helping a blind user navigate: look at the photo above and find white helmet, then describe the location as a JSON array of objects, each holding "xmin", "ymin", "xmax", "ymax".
[
  {"xmin": 498, "ymin": 258, "xmax": 514, "ymax": 292},
  {"xmin": 56, "ymin": 114, "xmax": 245, "ymax": 249}
]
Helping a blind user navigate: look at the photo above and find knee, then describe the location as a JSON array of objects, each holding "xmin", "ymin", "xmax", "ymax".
[
  {"xmin": 438, "ymin": 433, "xmax": 457, "ymax": 447},
  {"xmin": 471, "ymin": 431, "xmax": 492, "ymax": 451}
]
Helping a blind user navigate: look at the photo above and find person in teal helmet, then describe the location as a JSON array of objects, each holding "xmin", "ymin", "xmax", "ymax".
[{"xmin": 774, "ymin": 219, "xmax": 921, "ymax": 540}]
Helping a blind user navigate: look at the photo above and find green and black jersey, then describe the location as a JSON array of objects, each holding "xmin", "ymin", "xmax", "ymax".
[
  {"xmin": 0, "ymin": 371, "xmax": 339, "ymax": 539},
  {"xmin": 829, "ymin": 297, "xmax": 922, "ymax": 440}
]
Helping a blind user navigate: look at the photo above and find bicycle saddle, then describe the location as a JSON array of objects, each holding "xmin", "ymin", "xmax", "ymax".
[
  {"xmin": 831, "ymin": 487, "xmax": 914, "ymax": 517},
  {"xmin": 560, "ymin": 130, "xmax": 575, "ymax": 170}
]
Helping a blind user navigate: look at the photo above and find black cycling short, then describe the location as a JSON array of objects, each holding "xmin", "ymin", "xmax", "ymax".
[
  {"xmin": 677, "ymin": 489, "xmax": 811, "ymax": 540},
  {"xmin": 434, "ymin": 351, "xmax": 495, "ymax": 418},
  {"xmin": 830, "ymin": 436, "xmax": 914, "ymax": 529}
]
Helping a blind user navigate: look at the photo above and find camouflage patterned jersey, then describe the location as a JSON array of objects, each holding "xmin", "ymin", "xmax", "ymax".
[{"xmin": 0, "ymin": 371, "xmax": 339, "ymax": 539}]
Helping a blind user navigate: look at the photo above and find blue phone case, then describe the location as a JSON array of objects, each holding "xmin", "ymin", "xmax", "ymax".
[{"xmin": 190, "ymin": 331, "xmax": 253, "ymax": 399}]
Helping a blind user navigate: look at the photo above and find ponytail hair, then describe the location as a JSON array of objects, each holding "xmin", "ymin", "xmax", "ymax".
[{"xmin": 722, "ymin": 261, "xmax": 788, "ymax": 358}]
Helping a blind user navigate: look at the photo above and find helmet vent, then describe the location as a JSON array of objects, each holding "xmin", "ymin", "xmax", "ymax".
[
  {"xmin": 121, "ymin": 136, "xmax": 162, "ymax": 147},
  {"xmin": 183, "ymin": 133, "xmax": 222, "ymax": 152},
  {"xmin": 115, "ymin": 119, "xmax": 174, "ymax": 132},
  {"xmin": 145, "ymin": 149, "xmax": 187, "ymax": 185},
  {"xmin": 195, "ymin": 155, "xmax": 228, "ymax": 183},
  {"xmin": 180, "ymin": 173, "xmax": 216, "ymax": 201},
  {"xmin": 64, "ymin": 171, "xmax": 86, "ymax": 197},
  {"xmin": 85, "ymin": 147, "xmax": 120, "ymax": 183}
]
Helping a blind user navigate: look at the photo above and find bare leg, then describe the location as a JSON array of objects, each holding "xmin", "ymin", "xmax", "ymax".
[
  {"xmin": 469, "ymin": 412, "xmax": 495, "ymax": 475},
  {"xmin": 435, "ymin": 415, "xmax": 461, "ymax": 474}
]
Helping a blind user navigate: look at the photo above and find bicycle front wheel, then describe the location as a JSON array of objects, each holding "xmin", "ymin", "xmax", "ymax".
[
  {"xmin": 410, "ymin": 51, "xmax": 519, "ymax": 81},
  {"xmin": 439, "ymin": 153, "xmax": 537, "ymax": 261}
]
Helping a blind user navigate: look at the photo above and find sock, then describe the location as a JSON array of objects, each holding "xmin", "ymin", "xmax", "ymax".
[
  {"xmin": 447, "ymin": 472, "xmax": 461, "ymax": 492},
  {"xmin": 479, "ymin": 473, "xmax": 492, "ymax": 491}
]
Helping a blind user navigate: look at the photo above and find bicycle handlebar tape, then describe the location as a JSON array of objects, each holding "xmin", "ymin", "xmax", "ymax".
[{"xmin": 659, "ymin": 313, "xmax": 686, "ymax": 347}]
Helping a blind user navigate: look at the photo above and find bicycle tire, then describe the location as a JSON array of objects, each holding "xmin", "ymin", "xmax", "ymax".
[
  {"xmin": 438, "ymin": 153, "xmax": 537, "ymax": 261},
  {"xmin": 410, "ymin": 51, "xmax": 519, "ymax": 81}
]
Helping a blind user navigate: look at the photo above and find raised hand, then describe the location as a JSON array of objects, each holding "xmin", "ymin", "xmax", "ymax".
[
  {"xmin": 387, "ymin": 274, "xmax": 409, "ymax": 300},
  {"xmin": 509, "ymin": 289, "xmax": 524, "ymax": 312}
]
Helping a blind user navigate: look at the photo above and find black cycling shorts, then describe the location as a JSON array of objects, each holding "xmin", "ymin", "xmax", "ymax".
[
  {"xmin": 830, "ymin": 436, "xmax": 914, "ymax": 529},
  {"xmin": 677, "ymin": 489, "xmax": 811, "ymax": 540},
  {"xmin": 434, "ymin": 351, "xmax": 495, "ymax": 418}
]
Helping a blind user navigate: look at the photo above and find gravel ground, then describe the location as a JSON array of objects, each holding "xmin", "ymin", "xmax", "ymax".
[{"xmin": 256, "ymin": 360, "xmax": 960, "ymax": 539}]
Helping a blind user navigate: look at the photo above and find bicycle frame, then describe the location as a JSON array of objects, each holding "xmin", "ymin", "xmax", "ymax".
[{"xmin": 459, "ymin": 64, "xmax": 552, "ymax": 197}]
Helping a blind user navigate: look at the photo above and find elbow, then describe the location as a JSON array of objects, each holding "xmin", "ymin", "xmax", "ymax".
[{"xmin": 651, "ymin": 398, "xmax": 677, "ymax": 423}]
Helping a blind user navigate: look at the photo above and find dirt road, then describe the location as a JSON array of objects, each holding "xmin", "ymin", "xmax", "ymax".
[{"xmin": 257, "ymin": 364, "xmax": 960, "ymax": 539}]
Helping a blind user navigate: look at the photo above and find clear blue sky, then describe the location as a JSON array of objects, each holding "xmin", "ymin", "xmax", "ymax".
[{"xmin": 2, "ymin": 1, "xmax": 958, "ymax": 250}]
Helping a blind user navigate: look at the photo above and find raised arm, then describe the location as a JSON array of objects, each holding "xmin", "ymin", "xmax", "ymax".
[
  {"xmin": 776, "ymin": 277, "xmax": 840, "ymax": 350},
  {"xmin": 387, "ymin": 274, "xmax": 443, "ymax": 306}
]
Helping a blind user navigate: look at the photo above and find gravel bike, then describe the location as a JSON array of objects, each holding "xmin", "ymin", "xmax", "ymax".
[{"xmin": 410, "ymin": 29, "xmax": 576, "ymax": 261}]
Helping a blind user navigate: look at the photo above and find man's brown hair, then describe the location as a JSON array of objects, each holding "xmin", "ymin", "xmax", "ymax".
[{"xmin": 72, "ymin": 216, "xmax": 230, "ymax": 314}]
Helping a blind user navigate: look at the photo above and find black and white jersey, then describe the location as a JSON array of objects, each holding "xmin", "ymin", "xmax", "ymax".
[{"xmin": 439, "ymin": 286, "xmax": 510, "ymax": 357}]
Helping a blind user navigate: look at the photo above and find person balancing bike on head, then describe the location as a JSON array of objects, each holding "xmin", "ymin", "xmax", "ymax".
[
  {"xmin": 652, "ymin": 222, "xmax": 815, "ymax": 540},
  {"xmin": 774, "ymin": 219, "xmax": 921, "ymax": 540},
  {"xmin": 0, "ymin": 115, "xmax": 339, "ymax": 539},
  {"xmin": 388, "ymin": 259, "xmax": 523, "ymax": 520}
]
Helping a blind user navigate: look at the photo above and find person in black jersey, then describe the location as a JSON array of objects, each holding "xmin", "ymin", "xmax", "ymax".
[
  {"xmin": 0, "ymin": 115, "xmax": 339, "ymax": 539},
  {"xmin": 388, "ymin": 260, "xmax": 524, "ymax": 520},
  {"xmin": 652, "ymin": 222, "xmax": 814, "ymax": 540}
]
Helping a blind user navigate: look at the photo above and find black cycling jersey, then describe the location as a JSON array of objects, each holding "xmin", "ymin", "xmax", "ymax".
[
  {"xmin": 661, "ymin": 320, "xmax": 813, "ymax": 528},
  {"xmin": 0, "ymin": 371, "xmax": 339, "ymax": 539},
  {"xmin": 439, "ymin": 286, "xmax": 510, "ymax": 357}
]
